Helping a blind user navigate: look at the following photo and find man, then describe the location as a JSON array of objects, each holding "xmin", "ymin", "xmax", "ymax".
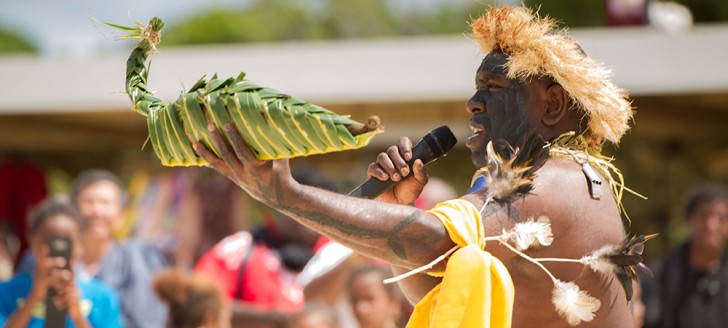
[
  {"xmin": 71, "ymin": 169, "xmax": 169, "ymax": 328},
  {"xmin": 193, "ymin": 6, "xmax": 639, "ymax": 327},
  {"xmin": 645, "ymin": 184, "xmax": 728, "ymax": 328},
  {"xmin": 195, "ymin": 168, "xmax": 338, "ymax": 328}
]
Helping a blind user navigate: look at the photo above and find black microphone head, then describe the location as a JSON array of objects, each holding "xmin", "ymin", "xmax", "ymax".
[{"xmin": 427, "ymin": 125, "xmax": 458, "ymax": 157}]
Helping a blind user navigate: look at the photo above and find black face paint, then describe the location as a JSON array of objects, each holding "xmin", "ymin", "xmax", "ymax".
[{"xmin": 467, "ymin": 53, "xmax": 537, "ymax": 168}]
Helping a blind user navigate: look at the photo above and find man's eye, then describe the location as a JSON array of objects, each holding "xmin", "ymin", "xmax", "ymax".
[{"xmin": 487, "ymin": 84, "xmax": 504, "ymax": 92}]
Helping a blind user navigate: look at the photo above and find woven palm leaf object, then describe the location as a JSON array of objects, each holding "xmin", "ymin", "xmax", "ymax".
[{"xmin": 111, "ymin": 17, "xmax": 383, "ymax": 166}]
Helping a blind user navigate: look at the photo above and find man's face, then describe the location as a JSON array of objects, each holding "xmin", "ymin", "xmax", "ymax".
[
  {"xmin": 75, "ymin": 180, "xmax": 124, "ymax": 242},
  {"xmin": 688, "ymin": 199, "xmax": 728, "ymax": 250},
  {"xmin": 465, "ymin": 51, "xmax": 545, "ymax": 168}
]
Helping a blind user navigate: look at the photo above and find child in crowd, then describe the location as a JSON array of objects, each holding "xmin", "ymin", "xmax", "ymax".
[
  {"xmin": 0, "ymin": 196, "xmax": 123, "ymax": 327},
  {"xmin": 348, "ymin": 264, "xmax": 403, "ymax": 328},
  {"xmin": 154, "ymin": 269, "xmax": 230, "ymax": 328}
]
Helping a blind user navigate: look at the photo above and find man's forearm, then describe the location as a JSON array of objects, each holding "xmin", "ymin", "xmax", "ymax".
[{"xmin": 265, "ymin": 175, "xmax": 452, "ymax": 268}]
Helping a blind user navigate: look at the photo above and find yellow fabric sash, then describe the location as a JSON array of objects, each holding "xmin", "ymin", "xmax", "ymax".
[{"xmin": 406, "ymin": 199, "xmax": 514, "ymax": 328}]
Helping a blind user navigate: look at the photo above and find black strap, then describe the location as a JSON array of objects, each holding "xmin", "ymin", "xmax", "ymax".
[{"xmin": 234, "ymin": 243, "xmax": 256, "ymax": 300}]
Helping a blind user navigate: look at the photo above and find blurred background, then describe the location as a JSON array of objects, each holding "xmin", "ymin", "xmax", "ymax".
[{"xmin": 0, "ymin": 0, "xmax": 727, "ymax": 265}]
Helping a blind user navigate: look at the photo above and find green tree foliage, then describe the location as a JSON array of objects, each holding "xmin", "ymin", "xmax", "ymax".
[
  {"xmin": 322, "ymin": 0, "xmax": 399, "ymax": 38},
  {"xmin": 524, "ymin": 0, "xmax": 606, "ymax": 28},
  {"xmin": 0, "ymin": 28, "xmax": 36, "ymax": 54},
  {"xmin": 398, "ymin": 2, "xmax": 489, "ymax": 35},
  {"xmin": 673, "ymin": 0, "xmax": 728, "ymax": 22},
  {"xmin": 164, "ymin": 0, "xmax": 727, "ymax": 46},
  {"xmin": 165, "ymin": 0, "xmax": 496, "ymax": 45},
  {"xmin": 164, "ymin": 0, "xmax": 328, "ymax": 45}
]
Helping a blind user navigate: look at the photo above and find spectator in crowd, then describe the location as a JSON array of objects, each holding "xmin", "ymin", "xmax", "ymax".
[
  {"xmin": 195, "ymin": 168, "xmax": 338, "ymax": 328},
  {"xmin": 154, "ymin": 268, "xmax": 230, "ymax": 328},
  {"xmin": 0, "ymin": 196, "xmax": 122, "ymax": 327},
  {"xmin": 645, "ymin": 183, "xmax": 728, "ymax": 328},
  {"xmin": 347, "ymin": 264, "xmax": 403, "ymax": 328},
  {"xmin": 290, "ymin": 301, "xmax": 338, "ymax": 328},
  {"xmin": 73, "ymin": 169, "xmax": 170, "ymax": 327}
]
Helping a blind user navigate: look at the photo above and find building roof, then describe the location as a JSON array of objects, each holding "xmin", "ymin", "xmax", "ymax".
[{"xmin": 1, "ymin": 24, "xmax": 727, "ymax": 114}]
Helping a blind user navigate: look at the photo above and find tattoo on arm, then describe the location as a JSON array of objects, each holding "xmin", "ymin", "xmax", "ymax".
[
  {"xmin": 386, "ymin": 211, "xmax": 423, "ymax": 259},
  {"xmin": 271, "ymin": 174, "xmax": 429, "ymax": 261}
]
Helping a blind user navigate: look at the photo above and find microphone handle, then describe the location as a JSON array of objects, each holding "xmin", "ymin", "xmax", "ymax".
[{"xmin": 348, "ymin": 134, "xmax": 442, "ymax": 199}]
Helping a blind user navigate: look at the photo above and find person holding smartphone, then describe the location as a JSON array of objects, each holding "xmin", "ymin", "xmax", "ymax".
[{"xmin": 0, "ymin": 196, "xmax": 123, "ymax": 328}]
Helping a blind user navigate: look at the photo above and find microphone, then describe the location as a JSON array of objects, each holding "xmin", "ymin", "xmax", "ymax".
[{"xmin": 348, "ymin": 125, "xmax": 457, "ymax": 199}]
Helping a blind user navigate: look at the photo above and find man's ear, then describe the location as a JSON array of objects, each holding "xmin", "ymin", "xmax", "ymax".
[{"xmin": 542, "ymin": 83, "xmax": 568, "ymax": 127}]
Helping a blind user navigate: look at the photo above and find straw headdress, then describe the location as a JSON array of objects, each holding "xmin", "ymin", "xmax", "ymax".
[{"xmin": 470, "ymin": 6, "xmax": 633, "ymax": 145}]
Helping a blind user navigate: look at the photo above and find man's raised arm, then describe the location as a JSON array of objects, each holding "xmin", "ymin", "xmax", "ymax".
[{"xmin": 193, "ymin": 123, "xmax": 454, "ymax": 269}]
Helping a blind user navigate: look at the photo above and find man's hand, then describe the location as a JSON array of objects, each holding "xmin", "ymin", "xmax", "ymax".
[
  {"xmin": 193, "ymin": 123, "xmax": 295, "ymax": 206},
  {"xmin": 367, "ymin": 137, "xmax": 428, "ymax": 205}
]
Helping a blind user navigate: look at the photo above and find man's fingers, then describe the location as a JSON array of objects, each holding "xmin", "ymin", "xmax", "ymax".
[
  {"xmin": 206, "ymin": 123, "xmax": 243, "ymax": 171},
  {"xmin": 377, "ymin": 151, "xmax": 400, "ymax": 181},
  {"xmin": 193, "ymin": 141, "xmax": 233, "ymax": 177},
  {"xmin": 223, "ymin": 123, "xmax": 260, "ymax": 165},
  {"xmin": 411, "ymin": 159, "xmax": 428, "ymax": 185},
  {"xmin": 398, "ymin": 137, "xmax": 413, "ymax": 161},
  {"xmin": 367, "ymin": 162, "xmax": 390, "ymax": 181},
  {"xmin": 387, "ymin": 145, "xmax": 410, "ymax": 177}
]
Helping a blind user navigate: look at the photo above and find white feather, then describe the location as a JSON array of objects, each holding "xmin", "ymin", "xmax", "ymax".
[
  {"xmin": 503, "ymin": 216, "xmax": 554, "ymax": 250},
  {"xmin": 552, "ymin": 280, "xmax": 601, "ymax": 326},
  {"xmin": 581, "ymin": 244, "xmax": 620, "ymax": 275}
]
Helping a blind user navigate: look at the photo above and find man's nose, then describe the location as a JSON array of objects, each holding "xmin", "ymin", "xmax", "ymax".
[
  {"xmin": 466, "ymin": 92, "xmax": 486, "ymax": 114},
  {"xmin": 85, "ymin": 202, "xmax": 106, "ymax": 217}
]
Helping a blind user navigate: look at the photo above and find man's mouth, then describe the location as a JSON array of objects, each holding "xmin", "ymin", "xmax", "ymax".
[
  {"xmin": 469, "ymin": 121, "xmax": 486, "ymax": 136},
  {"xmin": 470, "ymin": 125, "xmax": 485, "ymax": 135},
  {"xmin": 466, "ymin": 122, "xmax": 486, "ymax": 147}
]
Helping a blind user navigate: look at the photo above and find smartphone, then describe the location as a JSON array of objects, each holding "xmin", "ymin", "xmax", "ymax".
[{"xmin": 44, "ymin": 235, "xmax": 72, "ymax": 328}]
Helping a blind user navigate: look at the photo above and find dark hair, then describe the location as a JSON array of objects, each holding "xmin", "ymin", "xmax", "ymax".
[
  {"xmin": 27, "ymin": 196, "xmax": 86, "ymax": 236},
  {"xmin": 347, "ymin": 264, "xmax": 400, "ymax": 298},
  {"xmin": 153, "ymin": 269, "xmax": 225, "ymax": 328},
  {"xmin": 683, "ymin": 183, "xmax": 728, "ymax": 218},
  {"xmin": 70, "ymin": 169, "xmax": 127, "ymax": 207}
]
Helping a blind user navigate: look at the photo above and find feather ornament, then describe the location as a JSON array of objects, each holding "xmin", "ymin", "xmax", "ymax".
[
  {"xmin": 497, "ymin": 235, "xmax": 601, "ymax": 326},
  {"xmin": 582, "ymin": 234, "xmax": 658, "ymax": 301},
  {"xmin": 501, "ymin": 216, "xmax": 554, "ymax": 251},
  {"xmin": 552, "ymin": 280, "xmax": 602, "ymax": 326},
  {"xmin": 472, "ymin": 131, "xmax": 549, "ymax": 206},
  {"xmin": 537, "ymin": 233, "xmax": 658, "ymax": 301}
]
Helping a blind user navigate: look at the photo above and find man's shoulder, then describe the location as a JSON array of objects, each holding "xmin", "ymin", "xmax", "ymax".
[
  {"xmin": 524, "ymin": 158, "xmax": 624, "ymax": 246},
  {"xmin": 98, "ymin": 239, "xmax": 169, "ymax": 283},
  {"xmin": 533, "ymin": 157, "xmax": 589, "ymax": 190}
]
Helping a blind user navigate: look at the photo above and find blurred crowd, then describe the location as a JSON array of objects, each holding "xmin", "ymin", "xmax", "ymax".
[
  {"xmin": 0, "ymin": 163, "xmax": 458, "ymax": 328},
  {"xmin": 0, "ymin": 160, "xmax": 726, "ymax": 328}
]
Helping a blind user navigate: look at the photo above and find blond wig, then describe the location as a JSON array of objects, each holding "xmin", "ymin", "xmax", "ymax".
[{"xmin": 470, "ymin": 6, "xmax": 633, "ymax": 145}]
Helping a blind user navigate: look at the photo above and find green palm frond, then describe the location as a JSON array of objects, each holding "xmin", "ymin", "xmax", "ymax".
[{"xmin": 111, "ymin": 17, "xmax": 383, "ymax": 166}]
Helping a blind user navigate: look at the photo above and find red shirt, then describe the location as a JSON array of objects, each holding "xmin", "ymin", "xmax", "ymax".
[{"xmin": 195, "ymin": 231, "xmax": 307, "ymax": 312}]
